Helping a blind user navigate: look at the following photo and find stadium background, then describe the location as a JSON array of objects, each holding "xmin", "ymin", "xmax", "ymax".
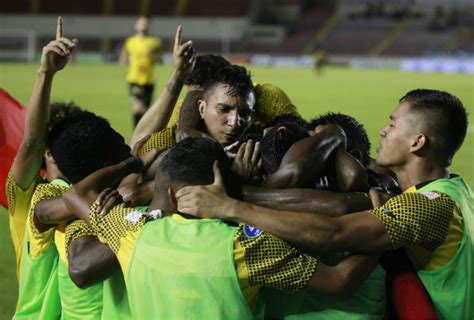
[{"xmin": 0, "ymin": 0, "xmax": 473, "ymax": 317}]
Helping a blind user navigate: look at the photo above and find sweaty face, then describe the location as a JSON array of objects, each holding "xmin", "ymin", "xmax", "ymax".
[
  {"xmin": 199, "ymin": 84, "xmax": 255, "ymax": 146},
  {"xmin": 376, "ymin": 101, "xmax": 422, "ymax": 169}
]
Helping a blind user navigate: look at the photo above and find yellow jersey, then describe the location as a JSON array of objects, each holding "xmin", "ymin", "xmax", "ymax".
[{"xmin": 123, "ymin": 35, "xmax": 161, "ymax": 85}]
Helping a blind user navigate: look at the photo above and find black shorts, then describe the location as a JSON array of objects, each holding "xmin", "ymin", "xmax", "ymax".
[{"xmin": 128, "ymin": 83, "xmax": 154, "ymax": 107}]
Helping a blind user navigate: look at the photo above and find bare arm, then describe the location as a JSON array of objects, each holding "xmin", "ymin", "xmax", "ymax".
[
  {"xmin": 242, "ymin": 185, "xmax": 372, "ymax": 216},
  {"xmin": 12, "ymin": 17, "xmax": 77, "ymax": 189},
  {"xmin": 130, "ymin": 26, "xmax": 196, "ymax": 146},
  {"xmin": 334, "ymin": 148, "xmax": 368, "ymax": 192},
  {"xmin": 63, "ymin": 160, "xmax": 139, "ymax": 224},
  {"xmin": 176, "ymin": 162, "xmax": 392, "ymax": 255},
  {"xmin": 68, "ymin": 236, "xmax": 120, "ymax": 288},
  {"xmin": 263, "ymin": 124, "xmax": 346, "ymax": 189},
  {"xmin": 36, "ymin": 196, "xmax": 75, "ymax": 225},
  {"xmin": 307, "ymin": 254, "xmax": 379, "ymax": 298}
]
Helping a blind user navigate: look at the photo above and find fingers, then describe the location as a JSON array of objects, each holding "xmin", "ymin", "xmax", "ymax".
[
  {"xmin": 101, "ymin": 191, "xmax": 123, "ymax": 215},
  {"xmin": 131, "ymin": 134, "xmax": 151, "ymax": 156},
  {"xmin": 174, "ymin": 25, "xmax": 182, "ymax": 51},
  {"xmin": 56, "ymin": 16, "xmax": 63, "ymax": 40},
  {"xmin": 243, "ymin": 140, "xmax": 254, "ymax": 165},
  {"xmin": 212, "ymin": 161, "xmax": 224, "ymax": 187},
  {"xmin": 251, "ymin": 141, "xmax": 261, "ymax": 165}
]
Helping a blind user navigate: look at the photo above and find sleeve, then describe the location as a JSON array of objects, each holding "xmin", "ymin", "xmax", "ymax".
[
  {"xmin": 371, "ymin": 191, "xmax": 455, "ymax": 251},
  {"xmin": 138, "ymin": 126, "xmax": 176, "ymax": 156},
  {"xmin": 28, "ymin": 183, "xmax": 68, "ymax": 257},
  {"xmin": 6, "ymin": 170, "xmax": 40, "ymax": 219},
  {"xmin": 89, "ymin": 202, "xmax": 147, "ymax": 255},
  {"xmin": 234, "ymin": 224, "xmax": 317, "ymax": 294},
  {"xmin": 65, "ymin": 219, "xmax": 97, "ymax": 256},
  {"xmin": 89, "ymin": 203, "xmax": 149, "ymax": 278}
]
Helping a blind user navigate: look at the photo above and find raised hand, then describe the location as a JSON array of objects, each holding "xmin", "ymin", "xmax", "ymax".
[
  {"xmin": 173, "ymin": 25, "xmax": 196, "ymax": 78},
  {"xmin": 39, "ymin": 17, "xmax": 78, "ymax": 74}
]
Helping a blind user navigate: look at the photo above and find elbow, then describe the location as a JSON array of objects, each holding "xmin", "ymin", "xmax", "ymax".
[
  {"xmin": 68, "ymin": 260, "xmax": 90, "ymax": 289},
  {"xmin": 35, "ymin": 202, "xmax": 53, "ymax": 224}
]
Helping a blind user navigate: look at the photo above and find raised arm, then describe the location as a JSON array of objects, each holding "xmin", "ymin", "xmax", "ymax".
[
  {"xmin": 12, "ymin": 17, "xmax": 77, "ymax": 189},
  {"xmin": 130, "ymin": 26, "xmax": 196, "ymax": 146},
  {"xmin": 263, "ymin": 124, "xmax": 347, "ymax": 189}
]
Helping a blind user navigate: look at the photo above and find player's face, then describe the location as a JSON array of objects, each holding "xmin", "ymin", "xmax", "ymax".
[
  {"xmin": 376, "ymin": 102, "xmax": 420, "ymax": 168},
  {"xmin": 135, "ymin": 17, "xmax": 149, "ymax": 33},
  {"xmin": 199, "ymin": 84, "xmax": 255, "ymax": 146}
]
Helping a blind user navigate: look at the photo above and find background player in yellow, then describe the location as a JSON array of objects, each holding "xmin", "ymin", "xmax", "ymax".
[{"xmin": 120, "ymin": 16, "xmax": 162, "ymax": 127}]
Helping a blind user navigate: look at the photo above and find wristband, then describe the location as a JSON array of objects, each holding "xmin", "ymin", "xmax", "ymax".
[{"xmin": 123, "ymin": 156, "xmax": 143, "ymax": 174}]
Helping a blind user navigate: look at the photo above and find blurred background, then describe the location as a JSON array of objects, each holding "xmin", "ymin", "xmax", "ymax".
[{"xmin": 1, "ymin": 0, "xmax": 473, "ymax": 66}]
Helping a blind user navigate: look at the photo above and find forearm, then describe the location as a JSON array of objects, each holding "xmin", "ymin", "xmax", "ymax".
[
  {"xmin": 13, "ymin": 70, "xmax": 54, "ymax": 188},
  {"xmin": 177, "ymin": 90, "xmax": 202, "ymax": 129},
  {"xmin": 335, "ymin": 148, "xmax": 368, "ymax": 192},
  {"xmin": 332, "ymin": 254, "xmax": 379, "ymax": 298},
  {"xmin": 225, "ymin": 199, "xmax": 342, "ymax": 253},
  {"xmin": 63, "ymin": 160, "xmax": 136, "ymax": 223},
  {"xmin": 36, "ymin": 197, "xmax": 76, "ymax": 225},
  {"xmin": 243, "ymin": 186, "xmax": 372, "ymax": 216},
  {"xmin": 268, "ymin": 126, "xmax": 346, "ymax": 188},
  {"xmin": 131, "ymin": 70, "xmax": 186, "ymax": 145},
  {"xmin": 68, "ymin": 236, "xmax": 120, "ymax": 288}
]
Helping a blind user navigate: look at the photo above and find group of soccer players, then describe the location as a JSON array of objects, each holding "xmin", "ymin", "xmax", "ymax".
[{"xmin": 6, "ymin": 17, "xmax": 473, "ymax": 319}]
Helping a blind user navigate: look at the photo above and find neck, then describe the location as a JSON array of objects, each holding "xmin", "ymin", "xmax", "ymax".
[
  {"xmin": 148, "ymin": 192, "xmax": 175, "ymax": 216},
  {"xmin": 392, "ymin": 159, "xmax": 449, "ymax": 191}
]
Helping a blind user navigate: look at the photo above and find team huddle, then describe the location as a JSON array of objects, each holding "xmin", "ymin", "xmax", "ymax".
[{"xmin": 6, "ymin": 17, "xmax": 473, "ymax": 319}]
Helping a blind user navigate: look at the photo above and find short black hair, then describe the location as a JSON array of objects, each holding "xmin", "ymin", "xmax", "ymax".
[
  {"xmin": 202, "ymin": 64, "xmax": 253, "ymax": 100},
  {"xmin": 159, "ymin": 137, "xmax": 242, "ymax": 199},
  {"xmin": 184, "ymin": 55, "xmax": 231, "ymax": 87},
  {"xmin": 49, "ymin": 101, "xmax": 83, "ymax": 131},
  {"xmin": 269, "ymin": 113, "xmax": 309, "ymax": 128},
  {"xmin": 400, "ymin": 89, "xmax": 468, "ymax": 166},
  {"xmin": 260, "ymin": 123, "xmax": 309, "ymax": 174},
  {"xmin": 309, "ymin": 112, "xmax": 371, "ymax": 166},
  {"xmin": 47, "ymin": 112, "xmax": 130, "ymax": 183}
]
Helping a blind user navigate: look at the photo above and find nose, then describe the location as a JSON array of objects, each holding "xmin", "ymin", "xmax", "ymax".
[
  {"xmin": 227, "ymin": 111, "xmax": 240, "ymax": 130},
  {"xmin": 379, "ymin": 126, "xmax": 387, "ymax": 137}
]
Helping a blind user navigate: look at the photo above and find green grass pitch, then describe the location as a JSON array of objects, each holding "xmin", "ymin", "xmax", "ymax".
[{"xmin": 0, "ymin": 62, "xmax": 472, "ymax": 318}]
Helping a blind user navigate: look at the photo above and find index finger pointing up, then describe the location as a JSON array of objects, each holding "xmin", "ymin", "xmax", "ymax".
[
  {"xmin": 174, "ymin": 25, "xmax": 182, "ymax": 50},
  {"xmin": 56, "ymin": 16, "xmax": 63, "ymax": 40}
]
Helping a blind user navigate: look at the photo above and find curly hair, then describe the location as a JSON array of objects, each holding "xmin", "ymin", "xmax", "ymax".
[
  {"xmin": 202, "ymin": 64, "xmax": 253, "ymax": 100},
  {"xmin": 159, "ymin": 137, "xmax": 242, "ymax": 199},
  {"xmin": 48, "ymin": 101, "xmax": 84, "ymax": 131},
  {"xmin": 260, "ymin": 123, "xmax": 309, "ymax": 174},
  {"xmin": 47, "ymin": 111, "xmax": 130, "ymax": 183},
  {"xmin": 184, "ymin": 54, "xmax": 231, "ymax": 87},
  {"xmin": 269, "ymin": 113, "xmax": 309, "ymax": 128},
  {"xmin": 309, "ymin": 112, "xmax": 371, "ymax": 166}
]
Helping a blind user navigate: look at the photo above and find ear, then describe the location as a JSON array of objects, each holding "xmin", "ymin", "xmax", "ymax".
[
  {"xmin": 198, "ymin": 99, "xmax": 206, "ymax": 119},
  {"xmin": 168, "ymin": 187, "xmax": 177, "ymax": 209},
  {"xmin": 410, "ymin": 134, "xmax": 427, "ymax": 153}
]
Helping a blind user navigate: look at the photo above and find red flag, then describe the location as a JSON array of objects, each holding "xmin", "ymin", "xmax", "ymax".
[{"xmin": 0, "ymin": 89, "xmax": 26, "ymax": 208}]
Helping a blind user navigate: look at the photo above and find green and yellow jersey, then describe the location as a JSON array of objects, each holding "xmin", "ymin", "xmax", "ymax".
[
  {"xmin": 371, "ymin": 187, "xmax": 460, "ymax": 270},
  {"xmin": 6, "ymin": 171, "xmax": 42, "ymax": 280},
  {"xmin": 88, "ymin": 203, "xmax": 317, "ymax": 311},
  {"xmin": 123, "ymin": 35, "xmax": 161, "ymax": 85}
]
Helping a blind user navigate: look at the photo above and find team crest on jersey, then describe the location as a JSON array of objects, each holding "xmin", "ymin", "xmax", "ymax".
[{"xmin": 243, "ymin": 225, "xmax": 263, "ymax": 238}]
